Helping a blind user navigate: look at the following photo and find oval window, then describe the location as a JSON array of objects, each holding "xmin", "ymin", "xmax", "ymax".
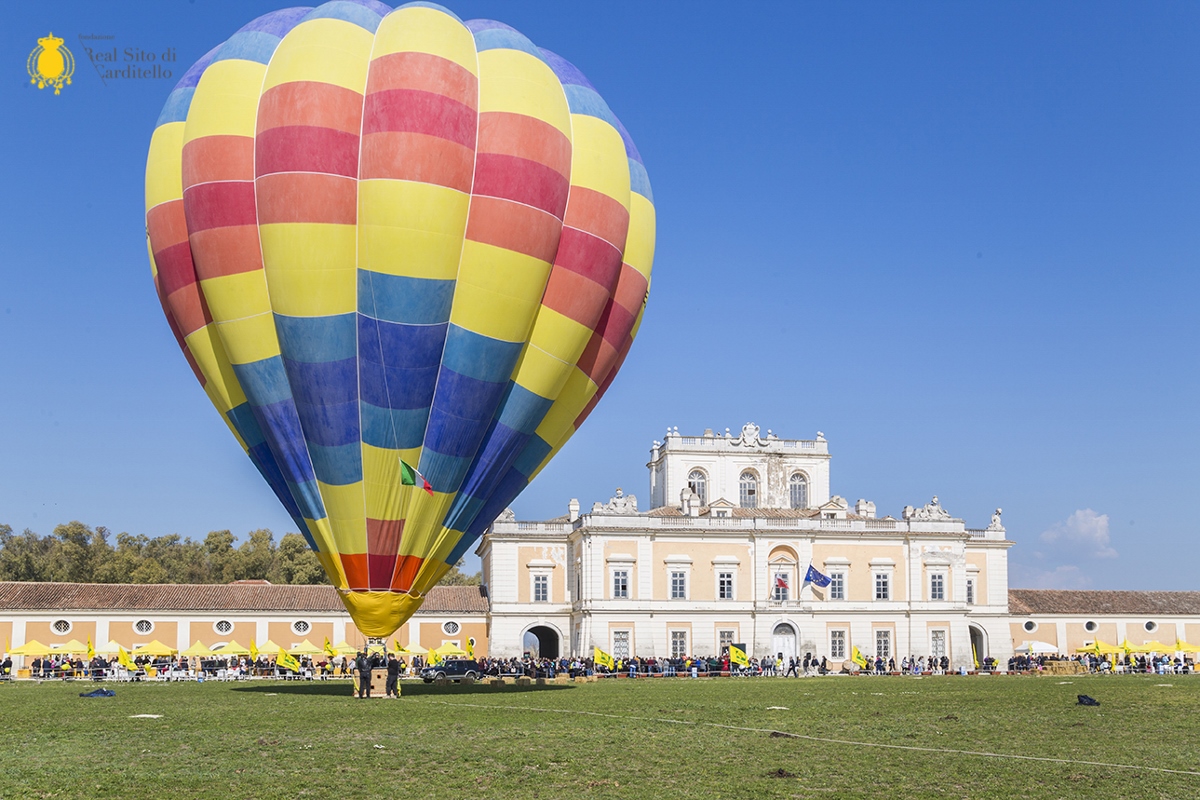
[
  {"xmin": 442, "ymin": 621, "xmax": 460, "ymax": 635},
  {"xmin": 1084, "ymin": 621, "xmax": 1097, "ymax": 633},
  {"xmin": 134, "ymin": 619, "xmax": 154, "ymax": 635},
  {"xmin": 52, "ymin": 619, "xmax": 72, "ymax": 635},
  {"xmin": 291, "ymin": 620, "xmax": 311, "ymax": 636},
  {"xmin": 213, "ymin": 620, "xmax": 233, "ymax": 635},
  {"xmin": 1022, "ymin": 620, "xmax": 1037, "ymax": 633}
]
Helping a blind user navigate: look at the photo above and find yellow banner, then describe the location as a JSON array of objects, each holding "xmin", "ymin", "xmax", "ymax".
[
  {"xmin": 593, "ymin": 647, "xmax": 614, "ymax": 669},
  {"xmin": 277, "ymin": 648, "xmax": 302, "ymax": 672},
  {"xmin": 729, "ymin": 644, "xmax": 749, "ymax": 667}
]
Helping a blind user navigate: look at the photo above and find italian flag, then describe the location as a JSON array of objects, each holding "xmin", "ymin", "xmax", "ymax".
[{"xmin": 400, "ymin": 459, "xmax": 434, "ymax": 496}]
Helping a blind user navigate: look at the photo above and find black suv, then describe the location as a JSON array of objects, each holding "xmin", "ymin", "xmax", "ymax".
[{"xmin": 420, "ymin": 659, "xmax": 482, "ymax": 683}]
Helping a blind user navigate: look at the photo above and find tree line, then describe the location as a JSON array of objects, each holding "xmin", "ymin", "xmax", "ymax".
[{"xmin": 0, "ymin": 521, "xmax": 481, "ymax": 586}]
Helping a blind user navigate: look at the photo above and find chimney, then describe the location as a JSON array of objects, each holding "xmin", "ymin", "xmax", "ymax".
[
  {"xmin": 855, "ymin": 499, "xmax": 876, "ymax": 519},
  {"xmin": 568, "ymin": 498, "xmax": 580, "ymax": 522}
]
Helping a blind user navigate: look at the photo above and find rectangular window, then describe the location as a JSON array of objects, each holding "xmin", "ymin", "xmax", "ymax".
[
  {"xmin": 612, "ymin": 570, "xmax": 629, "ymax": 599},
  {"xmin": 874, "ymin": 572, "xmax": 890, "ymax": 601},
  {"xmin": 671, "ymin": 571, "xmax": 687, "ymax": 599},
  {"xmin": 966, "ymin": 578, "xmax": 975, "ymax": 605},
  {"xmin": 829, "ymin": 572, "xmax": 845, "ymax": 601},
  {"xmin": 830, "ymin": 630, "xmax": 847, "ymax": 660},
  {"xmin": 931, "ymin": 630, "xmax": 947, "ymax": 658},
  {"xmin": 670, "ymin": 630, "xmax": 688, "ymax": 658},
  {"xmin": 875, "ymin": 629, "xmax": 891, "ymax": 658},
  {"xmin": 718, "ymin": 629, "xmax": 735, "ymax": 652},
  {"xmin": 773, "ymin": 572, "xmax": 790, "ymax": 602},
  {"xmin": 930, "ymin": 573, "xmax": 945, "ymax": 601},
  {"xmin": 718, "ymin": 572, "xmax": 734, "ymax": 600},
  {"xmin": 533, "ymin": 574, "xmax": 548, "ymax": 603},
  {"xmin": 612, "ymin": 630, "xmax": 630, "ymax": 660}
]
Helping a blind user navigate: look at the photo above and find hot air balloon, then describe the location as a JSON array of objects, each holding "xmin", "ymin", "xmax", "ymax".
[{"xmin": 145, "ymin": 1, "xmax": 654, "ymax": 637}]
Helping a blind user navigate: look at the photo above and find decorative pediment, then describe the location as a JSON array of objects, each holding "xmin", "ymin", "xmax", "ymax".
[{"xmin": 733, "ymin": 422, "xmax": 765, "ymax": 447}]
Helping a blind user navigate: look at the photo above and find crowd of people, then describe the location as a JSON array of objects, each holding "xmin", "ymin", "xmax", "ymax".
[
  {"xmin": 4, "ymin": 648, "xmax": 1195, "ymax": 681},
  {"xmin": 1009, "ymin": 652, "xmax": 1195, "ymax": 674}
]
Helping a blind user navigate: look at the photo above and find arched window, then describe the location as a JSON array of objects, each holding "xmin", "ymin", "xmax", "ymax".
[
  {"xmin": 739, "ymin": 471, "xmax": 758, "ymax": 508},
  {"xmin": 789, "ymin": 473, "xmax": 808, "ymax": 509},
  {"xmin": 687, "ymin": 469, "xmax": 707, "ymax": 505}
]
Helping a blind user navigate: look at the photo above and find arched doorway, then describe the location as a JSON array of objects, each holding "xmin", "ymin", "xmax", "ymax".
[
  {"xmin": 772, "ymin": 622, "xmax": 797, "ymax": 659},
  {"xmin": 969, "ymin": 624, "xmax": 988, "ymax": 665},
  {"xmin": 523, "ymin": 625, "xmax": 560, "ymax": 659}
]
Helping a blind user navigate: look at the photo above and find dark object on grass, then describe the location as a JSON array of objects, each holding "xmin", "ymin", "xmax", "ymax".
[
  {"xmin": 1077, "ymin": 694, "xmax": 1100, "ymax": 706},
  {"xmin": 80, "ymin": 688, "xmax": 115, "ymax": 698}
]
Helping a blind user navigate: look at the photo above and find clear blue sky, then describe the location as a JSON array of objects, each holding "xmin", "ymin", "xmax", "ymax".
[{"xmin": 2, "ymin": 1, "xmax": 1197, "ymax": 589}]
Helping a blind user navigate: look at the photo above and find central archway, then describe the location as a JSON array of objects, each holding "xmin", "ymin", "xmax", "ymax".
[
  {"xmin": 772, "ymin": 622, "xmax": 797, "ymax": 659},
  {"xmin": 523, "ymin": 625, "xmax": 560, "ymax": 659}
]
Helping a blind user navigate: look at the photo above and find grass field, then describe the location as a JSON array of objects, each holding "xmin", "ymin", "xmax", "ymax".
[{"xmin": 2, "ymin": 674, "xmax": 1198, "ymax": 798}]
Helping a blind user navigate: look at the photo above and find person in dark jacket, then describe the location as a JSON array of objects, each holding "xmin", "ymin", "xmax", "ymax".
[
  {"xmin": 385, "ymin": 653, "xmax": 400, "ymax": 698},
  {"xmin": 354, "ymin": 651, "xmax": 371, "ymax": 699}
]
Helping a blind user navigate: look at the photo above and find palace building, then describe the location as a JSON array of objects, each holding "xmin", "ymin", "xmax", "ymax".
[
  {"xmin": 479, "ymin": 423, "xmax": 1200, "ymax": 665},
  {"xmin": 3, "ymin": 423, "xmax": 1199, "ymax": 668}
]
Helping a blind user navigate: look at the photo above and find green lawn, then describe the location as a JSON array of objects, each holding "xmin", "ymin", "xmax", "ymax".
[{"xmin": 1, "ymin": 674, "xmax": 1197, "ymax": 798}]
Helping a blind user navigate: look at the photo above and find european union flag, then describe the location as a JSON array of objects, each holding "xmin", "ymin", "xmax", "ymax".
[{"xmin": 804, "ymin": 564, "xmax": 831, "ymax": 587}]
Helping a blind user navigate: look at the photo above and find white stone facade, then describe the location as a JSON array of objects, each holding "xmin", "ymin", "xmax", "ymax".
[{"xmin": 480, "ymin": 424, "xmax": 1016, "ymax": 668}]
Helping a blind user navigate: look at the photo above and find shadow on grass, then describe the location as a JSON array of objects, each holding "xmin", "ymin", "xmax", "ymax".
[{"xmin": 231, "ymin": 681, "xmax": 575, "ymax": 698}]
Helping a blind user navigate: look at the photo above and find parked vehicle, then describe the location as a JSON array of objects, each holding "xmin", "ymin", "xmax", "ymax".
[{"xmin": 420, "ymin": 659, "xmax": 481, "ymax": 683}]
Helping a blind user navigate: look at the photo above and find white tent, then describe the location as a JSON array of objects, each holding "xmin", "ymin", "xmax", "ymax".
[{"xmin": 1015, "ymin": 640, "xmax": 1060, "ymax": 655}]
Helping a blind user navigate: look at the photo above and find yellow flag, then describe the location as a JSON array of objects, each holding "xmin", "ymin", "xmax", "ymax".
[
  {"xmin": 851, "ymin": 646, "xmax": 868, "ymax": 668},
  {"xmin": 729, "ymin": 643, "xmax": 749, "ymax": 667},
  {"xmin": 277, "ymin": 648, "xmax": 302, "ymax": 673},
  {"xmin": 466, "ymin": 638, "xmax": 475, "ymax": 658},
  {"xmin": 593, "ymin": 647, "xmax": 614, "ymax": 669},
  {"xmin": 249, "ymin": 639, "xmax": 259, "ymax": 661},
  {"xmin": 117, "ymin": 646, "xmax": 135, "ymax": 670},
  {"xmin": 428, "ymin": 648, "xmax": 442, "ymax": 666},
  {"xmin": 87, "ymin": 636, "xmax": 95, "ymax": 660},
  {"xmin": 324, "ymin": 637, "xmax": 337, "ymax": 658},
  {"xmin": 972, "ymin": 642, "xmax": 980, "ymax": 669}
]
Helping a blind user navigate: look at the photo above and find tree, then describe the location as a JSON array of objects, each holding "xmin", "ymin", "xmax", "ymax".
[
  {"xmin": 233, "ymin": 528, "xmax": 276, "ymax": 581},
  {"xmin": 48, "ymin": 521, "xmax": 111, "ymax": 583},
  {"xmin": 0, "ymin": 525, "xmax": 55, "ymax": 582},
  {"xmin": 204, "ymin": 530, "xmax": 237, "ymax": 583},
  {"xmin": 268, "ymin": 533, "xmax": 328, "ymax": 585},
  {"xmin": 439, "ymin": 559, "xmax": 482, "ymax": 586}
]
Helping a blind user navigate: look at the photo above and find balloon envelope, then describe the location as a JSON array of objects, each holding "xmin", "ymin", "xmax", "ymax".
[{"xmin": 145, "ymin": 1, "xmax": 654, "ymax": 636}]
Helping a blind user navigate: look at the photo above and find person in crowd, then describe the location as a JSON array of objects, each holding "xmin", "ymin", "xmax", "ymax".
[
  {"xmin": 354, "ymin": 651, "xmax": 371, "ymax": 699},
  {"xmin": 385, "ymin": 653, "xmax": 400, "ymax": 698}
]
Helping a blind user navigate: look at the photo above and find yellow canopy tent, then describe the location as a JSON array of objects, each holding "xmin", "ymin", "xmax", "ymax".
[
  {"xmin": 212, "ymin": 640, "xmax": 250, "ymax": 656},
  {"xmin": 259, "ymin": 639, "xmax": 282, "ymax": 653},
  {"xmin": 289, "ymin": 639, "xmax": 323, "ymax": 655},
  {"xmin": 1137, "ymin": 641, "xmax": 1176, "ymax": 653},
  {"xmin": 434, "ymin": 643, "xmax": 468, "ymax": 657},
  {"xmin": 51, "ymin": 639, "xmax": 88, "ymax": 654},
  {"xmin": 181, "ymin": 641, "xmax": 214, "ymax": 657},
  {"xmin": 332, "ymin": 641, "xmax": 359, "ymax": 656},
  {"xmin": 133, "ymin": 640, "xmax": 177, "ymax": 657},
  {"xmin": 95, "ymin": 640, "xmax": 124, "ymax": 655},
  {"xmin": 10, "ymin": 640, "xmax": 52, "ymax": 656},
  {"xmin": 1175, "ymin": 639, "xmax": 1200, "ymax": 654},
  {"xmin": 403, "ymin": 643, "xmax": 428, "ymax": 655}
]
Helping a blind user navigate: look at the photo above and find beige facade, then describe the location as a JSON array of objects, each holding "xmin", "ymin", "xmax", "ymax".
[
  {"xmin": 0, "ymin": 583, "xmax": 489, "ymax": 663},
  {"xmin": 480, "ymin": 424, "xmax": 1200, "ymax": 667},
  {"xmin": 481, "ymin": 424, "xmax": 1015, "ymax": 666}
]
